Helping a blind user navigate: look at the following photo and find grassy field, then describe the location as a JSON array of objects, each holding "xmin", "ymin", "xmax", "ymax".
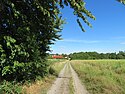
[{"xmin": 71, "ymin": 60, "xmax": 125, "ymax": 94}]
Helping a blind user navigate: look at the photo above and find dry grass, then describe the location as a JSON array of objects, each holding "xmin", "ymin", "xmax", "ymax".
[
  {"xmin": 23, "ymin": 76, "xmax": 55, "ymax": 94},
  {"xmin": 71, "ymin": 60, "xmax": 125, "ymax": 94},
  {"xmin": 23, "ymin": 60, "xmax": 66, "ymax": 94}
]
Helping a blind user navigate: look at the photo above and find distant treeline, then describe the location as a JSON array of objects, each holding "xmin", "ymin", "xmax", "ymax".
[{"xmin": 69, "ymin": 51, "xmax": 125, "ymax": 60}]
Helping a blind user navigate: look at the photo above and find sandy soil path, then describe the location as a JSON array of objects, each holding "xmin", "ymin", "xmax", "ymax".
[{"xmin": 47, "ymin": 62, "xmax": 89, "ymax": 94}]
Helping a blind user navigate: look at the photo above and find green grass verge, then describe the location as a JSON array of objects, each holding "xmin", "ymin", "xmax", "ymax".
[
  {"xmin": 71, "ymin": 60, "xmax": 125, "ymax": 94},
  {"xmin": 69, "ymin": 77, "xmax": 74, "ymax": 94},
  {"xmin": 49, "ymin": 60, "xmax": 66, "ymax": 76}
]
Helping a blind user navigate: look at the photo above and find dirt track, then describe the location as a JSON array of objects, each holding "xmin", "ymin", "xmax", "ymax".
[{"xmin": 47, "ymin": 62, "xmax": 89, "ymax": 94}]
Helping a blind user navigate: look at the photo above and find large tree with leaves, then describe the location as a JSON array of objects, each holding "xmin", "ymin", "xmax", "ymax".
[
  {"xmin": 0, "ymin": 0, "xmax": 124, "ymax": 81},
  {"xmin": 0, "ymin": 0, "xmax": 95, "ymax": 81}
]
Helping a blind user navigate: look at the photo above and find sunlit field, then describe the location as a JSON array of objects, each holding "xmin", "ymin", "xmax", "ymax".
[{"xmin": 71, "ymin": 60, "xmax": 125, "ymax": 94}]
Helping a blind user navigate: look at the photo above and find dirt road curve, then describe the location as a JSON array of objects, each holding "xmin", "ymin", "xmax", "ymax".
[{"xmin": 47, "ymin": 62, "xmax": 89, "ymax": 94}]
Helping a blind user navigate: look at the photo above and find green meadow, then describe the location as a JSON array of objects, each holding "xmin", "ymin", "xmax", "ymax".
[{"xmin": 71, "ymin": 60, "xmax": 125, "ymax": 94}]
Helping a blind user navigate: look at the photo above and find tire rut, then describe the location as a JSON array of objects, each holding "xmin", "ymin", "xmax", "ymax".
[{"xmin": 47, "ymin": 62, "xmax": 89, "ymax": 94}]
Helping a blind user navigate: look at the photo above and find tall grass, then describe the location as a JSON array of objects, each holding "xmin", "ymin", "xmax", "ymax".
[
  {"xmin": 49, "ymin": 60, "xmax": 66, "ymax": 76},
  {"xmin": 71, "ymin": 60, "xmax": 125, "ymax": 94}
]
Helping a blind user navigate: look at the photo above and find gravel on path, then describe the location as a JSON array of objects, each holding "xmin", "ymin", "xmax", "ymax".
[{"xmin": 47, "ymin": 62, "xmax": 89, "ymax": 94}]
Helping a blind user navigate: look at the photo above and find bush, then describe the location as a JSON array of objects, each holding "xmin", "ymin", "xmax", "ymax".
[{"xmin": 0, "ymin": 81, "xmax": 22, "ymax": 94}]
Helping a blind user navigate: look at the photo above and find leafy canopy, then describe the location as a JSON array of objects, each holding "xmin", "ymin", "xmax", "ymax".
[
  {"xmin": 117, "ymin": 0, "xmax": 125, "ymax": 4},
  {"xmin": 0, "ymin": 0, "xmax": 124, "ymax": 81}
]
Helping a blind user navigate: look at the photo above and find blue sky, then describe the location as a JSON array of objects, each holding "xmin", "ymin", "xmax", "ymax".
[{"xmin": 50, "ymin": 0, "xmax": 125, "ymax": 54}]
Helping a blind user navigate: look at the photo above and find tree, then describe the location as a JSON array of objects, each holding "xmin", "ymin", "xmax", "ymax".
[
  {"xmin": 0, "ymin": 0, "xmax": 64, "ymax": 81},
  {"xmin": 0, "ymin": 0, "xmax": 124, "ymax": 81},
  {"xmin": 109, "ymin": 53, "xmax": 117, "ymax": 59},
  {"xmin": 116, "ymin": 51, "xmax": 125, "ymax": 59},
  {"xmin": 117, "ymin": 0, "xmax": 125, "ymax": 4}
]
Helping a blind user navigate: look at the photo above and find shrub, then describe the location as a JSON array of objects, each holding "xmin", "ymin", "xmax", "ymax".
[{"xmin": 0, "ymin": 81, "xmax": 22, "ymax": 94}]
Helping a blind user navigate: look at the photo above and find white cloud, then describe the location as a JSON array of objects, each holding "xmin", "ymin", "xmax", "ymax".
[
  {"xmin": 113, "ymin": 36, "xmax": 125, "ymax": 39},
  {"xmin": 51, "ymin": 45, "xmax": 73, "ymax": 54},
  {"xmin": 120, "ymin": 42, "xmax": 125, "ymax": 44},
  {"xmin": 59, "ymin": 39, "xmax": 100, "ymax": 44}
]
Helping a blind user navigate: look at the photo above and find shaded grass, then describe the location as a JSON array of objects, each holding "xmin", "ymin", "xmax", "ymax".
[{"xmin": 71, "ymin": 60, "xmax": 125, "ymax": 94}]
